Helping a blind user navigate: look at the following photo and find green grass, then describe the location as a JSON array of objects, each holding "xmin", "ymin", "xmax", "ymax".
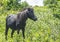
[{"xmin": 0, "ymin": 6, "xmax": 60, "ymax": 42}]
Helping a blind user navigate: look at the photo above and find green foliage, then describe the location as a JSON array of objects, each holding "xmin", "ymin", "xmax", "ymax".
[
  {"xmin": 57, "ymin": 0, "xmax": 60, "ymax": 1},
  {"xmin": 1, "ymin": 0, "xmax": 20, "ymax": 10},
  {"xmin": 43, "ymin": 0, "xmax": 60, "ymax": 16},
  {"xmin": 20, "ymin": 1, "xmax": 29, "ymax": 8},
  {"xmin": 0, "ymin": 0, "xmax": 29, "ymax": 11},
  {"xmin": 44, "ymin": 0, "xmax": 57, "ymax": 7}
]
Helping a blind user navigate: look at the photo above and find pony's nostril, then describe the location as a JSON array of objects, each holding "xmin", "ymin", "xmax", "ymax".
[
  {"xmin": 34, "ymin": 17, "xmax": 37, "ymax": 21},
  {"xmin": 35, "ymin": 18, "xmax": 37, "ymax": 20}
]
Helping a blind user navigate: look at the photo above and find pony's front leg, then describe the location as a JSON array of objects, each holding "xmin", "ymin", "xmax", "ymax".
[
  {"xmin": 17, "ymin": 29, "xmax": 20, "ymax": 34},
  {"xmin": 22, "ymin": 28, "xmax": 25, "ymax": 39}
]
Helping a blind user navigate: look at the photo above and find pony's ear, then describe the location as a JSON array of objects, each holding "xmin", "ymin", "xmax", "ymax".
[
  {"xmin": 27, "ymin": 7, "xmax": 33, "ymax": 11},
  {"xmin": 28, "ymin": 8, "xmax": 31, "ymax": 11}
]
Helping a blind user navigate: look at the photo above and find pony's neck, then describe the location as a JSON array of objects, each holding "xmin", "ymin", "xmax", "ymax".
[{"xmin": 17, "ymin": 10, "xmax": 28, "ymax": 23}]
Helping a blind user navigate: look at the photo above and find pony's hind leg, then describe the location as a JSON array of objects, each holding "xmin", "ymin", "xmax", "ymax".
[{"xmin": 5, "ymin": 26, "xmax": 9, "ymax": 40}]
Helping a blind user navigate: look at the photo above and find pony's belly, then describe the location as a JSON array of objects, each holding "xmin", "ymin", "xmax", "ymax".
[{"xmin": 9, "ymin": 26, "xmax": 22, "ymax": 30}]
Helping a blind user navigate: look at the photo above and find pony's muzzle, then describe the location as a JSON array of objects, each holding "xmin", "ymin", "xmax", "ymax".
[{"xmin": 33, "ymin": 17, "xmax": 37, "ymax": 21}]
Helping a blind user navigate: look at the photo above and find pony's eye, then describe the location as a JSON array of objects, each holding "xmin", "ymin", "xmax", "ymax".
[{"xmin": 31, "ymin": 10, "xmax": 33, "ymax": 12}]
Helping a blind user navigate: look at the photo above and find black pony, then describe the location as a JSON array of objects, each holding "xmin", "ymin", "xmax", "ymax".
[{"xmin": 5, "ymin": 7, "xmax": 37, "ymax": 40}]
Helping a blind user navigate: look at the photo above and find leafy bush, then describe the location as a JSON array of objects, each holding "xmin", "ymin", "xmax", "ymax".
[{"xmin": 0, "ymin": 0, "xmax": 29, "ymax": 14}]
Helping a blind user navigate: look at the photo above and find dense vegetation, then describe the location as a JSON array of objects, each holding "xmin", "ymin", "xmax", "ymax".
[{"xmin": 0, "ymin": 0, "xmax": 60, "ymax": 42}]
